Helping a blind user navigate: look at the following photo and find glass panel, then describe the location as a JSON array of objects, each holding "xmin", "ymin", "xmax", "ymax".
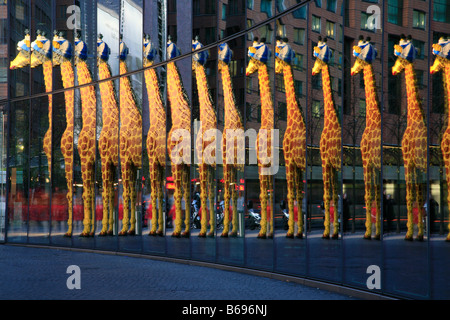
[
  {"xmin": 0, "ymin": 104, "xmax": 5, "ymax": 242},
  {"xmin": 142, "ymin": 0, "xmax": 167, "ymax": 255},
  {"xmin": 383, "ymin": 21, "xmax": 430, "ymax": 298},
  {"xmin": 117, "ymin": 0, "xmax": 144, "ymax": 253},
  {"xmin": 165, "ymin": 1, "xmax": 192, "ymax": 258},
  {"xmin": 244, "ymin": 1, "xmax": 275, "ymax": 271},
  {"xmin": 342, "ymin": 1, "xmax": 382, "ymax": 292},
  {"xmin": 273, "ymin": 0, "xmax": 307, "ymax": 277},
  {"xmin": 306, "ymin": 0, "xmax": 343, "ymax": 283}
]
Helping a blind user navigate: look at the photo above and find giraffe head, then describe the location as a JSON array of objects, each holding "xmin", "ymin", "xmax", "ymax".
[
  {"xmin": 430, "ymin": 36, "xmax": 450, "ymax": 74},
  {"xmin": 52, "ymin": 31, "xmax": 73, "ymax": 66},
  {"xmin": 218, "ymin": 42, "xmax": 232, "ymax": 73},
  {"xmin": 97, "ymin": 34, "xmax": 111, "ymax": 66},
  {"xmin": 275, "ymin": 37, "xmax": 295, "ymax": 74},
  {"xmin": 392, "ymin": 35, "xmax": 417, "ymax": 76},
  {"xmin": 351, "ymin": 36, "xmax": 377, "ymax": 76},
  {"xmin": 192, "ymin": 37, "xmax": 209, "ymax": 71},
  {"xmin": 246, "ymin": 38, "xmax": 271, "ymax": 76},
  {"xmin": 119, "ymin": 35, "xmax": 129, "ymax": 62},
  {"xmin": 74, "ymin": 31, "xmax": 88, "ymax": 66},
  {"xmin": 10, "ymin": 30, "xmax": 31, "ymax": 70},
  {"xmin": 30, "ymin": 30, "xmax": 53, "ymax": 68},
  {"xmin": 167, "ymin": 36, "xmax": 181, "ymax": 60},
  {"xmin": 312, "ymin": 37, "xmax": 332, "ymax": 75},
  {"xmin": 143, "ymin": 34, "xmax": 157, "ymax": 67}
]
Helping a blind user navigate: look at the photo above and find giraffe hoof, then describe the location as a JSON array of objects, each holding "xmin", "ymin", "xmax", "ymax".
[
  {"xmin": 257, "ymin": 233, "xmax": 266, "ymax": 239},
  {"xmin": 207, "ymin": 232, "xmax": 215, "ymax": 238},
  {"xmin": 181, "ymin": 231, "xmax": 190, "ymax": 238},
  {"xmin": 331, "ymin": 233, "xmax": 339, "ymax": 240},
  {"xmin": 322, "ymin": 234, "xmax": 330, "ymax": 239},
  {"xmin": 446, "ymin": 236, "xmax": 450, "ymax": 242},
  {"xmin": 148, "ymin": 231, "xmax": 157, "ymax": 236},
  {"xmin": 416, "ymin": 235, "xmax": 424, "ymax": 242},
  {"xmin": 363, "ymin": 234, "xmax": 371, "ymax": 240},
  {"xmin": 198, "ymin": 232, "xmax": 206, "ymax": 238},
  {"xmin": 221, "ymin": 232, "xmax": 228, "ymax": 238},
  {"xmin": 64, "ymin": 232, "xmax": 72, "ymax": 238},
  {"xmin": 296, "ymin": 233, "xmax": 303, "ymax": 239},
  {"xmin": 286, "ymin": 233, "xmax": 294, "ymax": 239},
  {"xmin": 127, "ymin": 229, "xmax": 136, "ymax": 236},
  {"xmin": 107, "ymin": 230, "xmax": 114, "ymax": 236},
  {"xmin": 373, "ymin": 234, "xmax": 381, "ymax": 240},
  {"xmin": 118, "ymin": 231, "xmax": 127, "ymax": 236},
  {"xmin": 80, "ymin": 232, "xmax": 90, "ymax": 237},
  {"xmin": 230, "ymin": 232, "xmax": 238, "ymax": 238},
  {"xmin": 404, "ymin": 235, "xmax": 413, "ymax": 241},
  {"xmin": 172, "ymin": 232, "xmax": 181, "ymax": 238},
  {"xmin": 157, "ymin": 231, "xmax": 164, "ymax": 237}
]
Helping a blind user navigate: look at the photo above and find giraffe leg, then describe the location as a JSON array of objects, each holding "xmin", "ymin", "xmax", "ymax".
[
  {"xmin": 107, "ymin": 167, "xmax": 115, "ymax": 235},
  {"xmin": 80, "ymin": 161, "xmax": 94, "ymax": 237},
  {"xmin": 172, "ymin": 165, "xmax": 182, "ymax": 237},
  {"xmin": 157, "ymin": 166, "xmax": 164, "ymax": 236},
  {"xmin": 286, "ymin": 162, "xmax": 295, "ymax": 238},
  {"xmin": 295, "ymin": 167, "xmax": 304, "ymax": 238},
  {"xmin": 405, "ymin": 166, "xmax": 414, "ymax": 241},
  {"xmin": 99, "ymin": 159, "xmax": 110, "ymax": 236},
  {"xmin": 373, "ymin": 167, "xmax": 381, "ymax": 240},
  {"xmin": 446, "ymin": 167, "xmax": 450, "ymax": 242},
  {"xmin": 258, "ymin": 172, "xmax": 268, "ymax": 239},
  {"xmin": 64, "ymin": 163, "xmax": 73, "ymax": 237},
  {"xmin": 149, "ymin": 163, "xmax": 158, "ymax": 235},
  {"xmin": 230, "ymin": 168, "xmax": 239, "ymax": 237},
  {"xmin": 119, "ymin": 162, "xmax": 131, "ymax": 236},
  {"xmin": 199, "ymin": 163, "xmax": 208, "ymax": 237},
  {"xmin": 221, "ymin": 165, "xmax": 231, "ymax": 237},
  {"xmin": 322, "ymin": 165, "xmax": 331, "ymax": 239},
  {"xmin": 182, "ymin": 165, "xmax": 191, "ymax": 237},
  {"xmin": 331, "ymin": 168, "xmax": 339, "ymax": 239},
  {"xmin": 207, "ymin": 166, "xmax": 215, "ymax": 237},
  {"xmin": 268, "ymin": 177, "xmax": 274, "ymax": 239},
  {"xmin": 416, "ymin": 169, "xmax": 424, "ymax": 241},
  {"xmin": 128, "ymin": 167, "xmax": 137, "ymax": 235},
  {"xmin": 363, "ymin": 165, "xmax": 373, "ymax": 239}
]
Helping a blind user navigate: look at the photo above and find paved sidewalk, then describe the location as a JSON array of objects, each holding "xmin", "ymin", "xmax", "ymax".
[{"xmin": 0, "ymin": 244, "xmax": 359, "ymax": 300}]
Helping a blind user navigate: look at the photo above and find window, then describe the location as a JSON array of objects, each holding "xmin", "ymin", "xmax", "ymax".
[
  {"xmin": 222, "ymin": 4, "xmax": 227, "ymax": 19},
  {"xmin": 261, "ymin": 24, "xmax": 273, "ymax": 43},
  {"xmin": 276, "ymin": 0, "xmax": 286, "ymax": 12},
  {"xmin": 247, "ymin": 0, "xmax": 254, "ymax": 10},
  {"xmin": 326, "ymin": 20, "xmax": 335, "ymax": 39},
  {"xmin": 278, "ymin": 102, "xmax": 287, "ymax": 121},
  {"xmin": 387, "ymin": 0, "xmax": 403, "ymax": 25},
  {"xmin": 193, "ymin": 0, "xmax": 200, "ymax": 15},
  {"xmin": 413, "ymin": 10, "xmax": 426, "ymax": 29},
  {"xmin": 359, "ymin": 99, "xmax": 366, "ymax": 117},
  {"xmin": 312, "ymin": 74, "xmax": 322, "ymax": 89},
  {"xmin": 315, "ymin": 0, "xmax": 322, "ymax": 8},
  {"xmin": 205, "ymin": 27, "xmax": 216, "ymax": 44},
  {"xmin": 229, "ymin": 60, "xmax": 237, "ymax": 77},
  {"xmin": 312, "ymin": 15, "xmax": 321, "ymax": 33},
  {"xmin": 293, "ymin": 53, "xmax": 303, "ymax": 71},
  {"xmin": 294, "ymin": 80, "xmax": 303, "ymax": 97},
  {"xmin": 361, "ymin": 12, "xmax": 374, "ymax": 31},
  {"xmin": 412, "ymin": 39, "xmax": 425, "ymax": 59},
  {"xmin": 327, "ymin": 0, "xmax": 337, "ymax": 12},
  {"xmin": 312, "ymin": 100, "xmax": 321, "ymax": 118},
  {"xmin": 293, "ymin": 2, "xmax": 307, "ymax": 19},
  {"xmin": 276, "ymin": 74, "xmax": 285, "ymax": 92},
  {"xmin": 293, "ymin": 28, "xmax": 305, "ymax": 45},
  {"xmin": 246, "ymin": 77, "xmax": 253, "ymax": 94},
  {"xmin": 205, "ymin": 0, "xmax": 216, "ymax": 14},
  {"xmin": 247, "ymin": 19, "xmax": 253, "ymax": 40},
  {"xmin": 261, "ymin": 0, "xmax": 273, "ymax": 17},
  {"xmin": 229, "ymin": 0, "xmax": 239, "ymax": 15},
  {"xmin": 433, "ymin": 0, "xmax": 450, "ymax": 23},
  {"xmin": 416, "ymin": 69, "xmax": 425, "ymax": 89}
]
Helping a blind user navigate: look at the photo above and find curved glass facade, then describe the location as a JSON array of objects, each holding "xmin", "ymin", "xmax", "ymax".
[{"xmin": 1, "ymin": 0, "xmax": 450, "ymax": 299}]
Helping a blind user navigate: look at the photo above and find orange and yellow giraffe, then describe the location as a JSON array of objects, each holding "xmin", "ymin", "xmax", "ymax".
[
  {"xmin": 246, "ymin": 38, "xmax": 275, "ymax": 239},
  {"xmin": 192, "ymin": 38, "xmax": 217, "ymax": 238},
  {"xmin": 275, "ymin": 38, "xmax": 306, "ymax": 239},
  {"xmin": 431, "ymin": 37, "xmax": 450, "ymax": 242},
  {"xmin": 117, "ymin": 37, "xmax": 143, "ymax": 236},
  {"xmin": 392, "ymin": 35, "xmax": 427, "ymax": 241},
  {"xmin": 10, "ymin": 30, "xmax": 53, "ymax": 181},
  {"xmin": 143, "ymin": 35, "xmax": 166, "ymax": 236},
  {"xmin": 75, "ymin": 34, "xmax": 97, "ymax": 237},
  {"xmin": 351, "ymin": 37, "xmax": 381, "ymax": 240},
  {"xmin": 312, "ymin": 37, "xmax": 341, "ymax": 239},
  {"xmin": 166, "ymin": 38, "xmax": 191, "ymax": 238},
  {"xmin": 218, "ymin": 42, "xmax": 244, "ymax": 237},
  {"xmin": 52, "ymin": 32, "xmax": 76, "ymax": 237},
  {"xmin": 97, "ymin": 36, "xmax": 119, "ymax": 236}
]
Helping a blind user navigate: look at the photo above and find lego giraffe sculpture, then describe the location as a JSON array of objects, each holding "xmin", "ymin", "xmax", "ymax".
[
  {"xmin": 392, "ymin": 36, "xmax": 427, "ymax": 241},
  {"xmin": 10, "ymin": 31, "xmax": 53, "ymax": 180},
  {"xmin": 351, "ymin": 37, "xmax": 381, "ymax": 240},
  {"xmin": 118, "ymin": 38, "xmax": 143, "ymax": 236},
  {"xmin": 430, "ymin": 37, "xmax": 450, "ymax": 242},
  {"xmin": 167, "ymin": 38, "xmax": 191, "ymax": 238},
  {"xmin": 218, "ymin": 42, "xmax": 244, "ymax": 237},
  {"xmin": 143, "ymin": 36, "xmax": 166, "ymax": 236},
  {"xmin": 246, "ymin": 39, "xmax": 275, "ymax": 239},
  {"xmin": 52, "ymin": 33, "xmax": 76, "ymax": 237},
  {"xmin": 275, "ymin": 38, "xmax": 306, "ymax": 239},
  {"xmin": 312, "ymin": 38, "xmax": 341, "ymax": 239},
  {"xmin": 75, "ymin": 36, "xmax": 97, "ymax": 237},
  {"xmin": 97, "ymin": 37, "xmax": 119, "ymax": 236},
  {"xmin": 192, "ymin": 38, "xmax": 217, "ymax": 237}
]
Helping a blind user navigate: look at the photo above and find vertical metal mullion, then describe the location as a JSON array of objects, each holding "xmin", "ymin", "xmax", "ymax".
[
  {"xmin": 380, "ymin": 0, "xmax": 386, "ymax": 296},
  {"xmin": 426, "ymin": 0, "xmax": 432, "ymax": 300},
  {"xmin": 4, "ymin": 0, "xmax": 11, "ymax": 243}
]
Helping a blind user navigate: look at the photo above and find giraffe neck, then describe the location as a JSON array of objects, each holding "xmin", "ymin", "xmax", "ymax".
[
  {"xmin": 321, "ymin": 64, "xmax": 339, "ymax": 128},
  {"xmin": 257, "ymin": 64, "xmax": 274, "ymax": 128},
  {"xmin": 221, "ymin": 64, "xmax": 242, "ymax": 129},
  {"xmin": 76, "ymin": 60, "xmax": 96, "ymax": 125},
  {"xmin": 404, "ymin": 63, "xmax": 425, "ymax": 124},
  {"xmin": 98, "ymin": 62, "xmax": 119, "ymax": 128},
  {"xmin": 194, "ymin": 64, "xmax": 217, "ymax": 128},
  {"xmin": 444, "ymin": 63, "xmax": 450, "ymax": 130},
  {"xmin": 60, "ymin": 61, "xmax": 74, "ymax": 130},
  {"xmin": 363, "ymin": 64, "xmax": 381, "ymax": 128},
  {"xmin": 167, "ymin": 62, "xmax": 191, "ymax": 128},
  {"xmin": 42, "ymin": 60, "xmax": 53, "ymax": 132},
  {"xmin": 283, "ymin": 64, "xmax": 305, "ymax": 126},
  {"xmin": 120, "ymin": 60, "xmax": 141, "ymax": 123},
  {"xmin": 144, "ymin": 64, "xmax": 166, "ymax": 127}
]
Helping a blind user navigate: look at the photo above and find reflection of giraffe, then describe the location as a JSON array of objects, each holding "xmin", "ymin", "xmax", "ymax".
[
  {"xmin": 218, "ymin": 42, "xmax": 244, "ymax": 237},
  {"xmin": 75, "ymin": 35, "xmax": 97, "ymax": 237},
  {"xmin": 430, "ymin": 37, "xmax": 450, "ymax": 242},
  {"xmin": 52, "ymin": 32, "xmax": 75, "ymax": 237},
  {"xmin": 351, "ymin": 37, "xmax": 381, "ymax": 240},
  {"xmin": 143, "ymin": 36, "xmax": 166, "ymax": 236},
  {"xmin": 275, "ymin": 38, "xmax": 306, "ymax": 239},
  {"xmin": 246, "ymin": 39, "xmax": 274, "ymax": 239},
  {"xmin": 97, "ymin": 37, "xmax": 119, "ymax": 236},
  {"xmin": 312, "ymin": 38, "xmax": 341, "ymax": 239},
  {"xmin": 118, "ymin": 38, "xmax": 143, "ymax": 236},
  {"xmin": 192, "ymin": 38, "xmax": 217, "ymax": 237},
  {"xmin": 166, "ymin": 38, "xmax": 191, "ymax": 238},
  {"xmin": 10, "ymin": 31, "xmax": 53, "ymax": 180},
  {"xmin": 392, "ymin": 36, "xmax": 427, "ymax": 241}
]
